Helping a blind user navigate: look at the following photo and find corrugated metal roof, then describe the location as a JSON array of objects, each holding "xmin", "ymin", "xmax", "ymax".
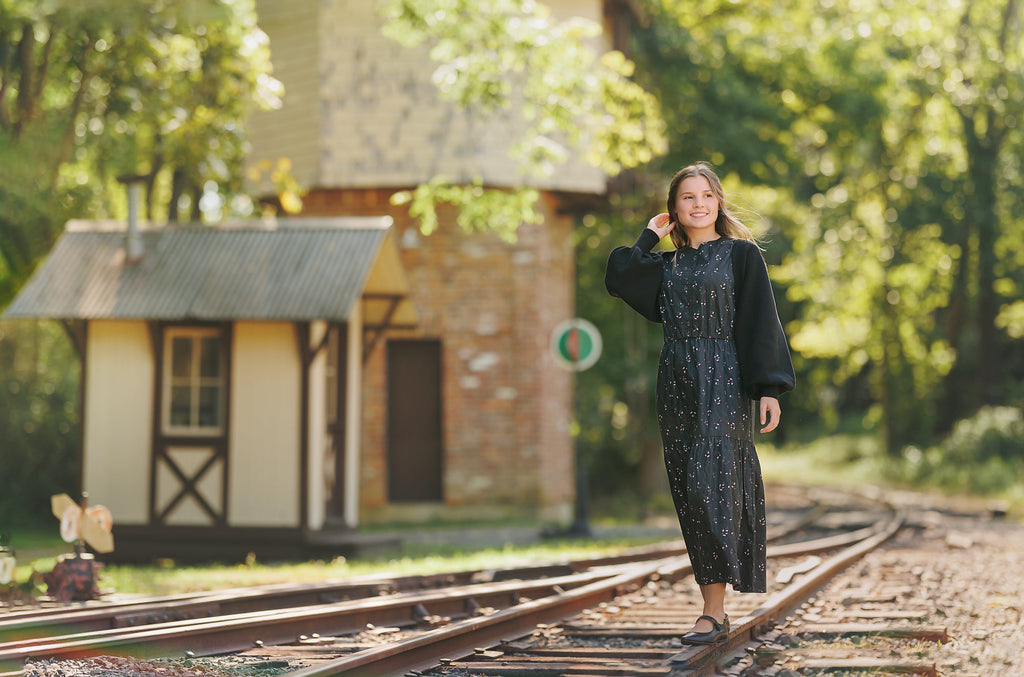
[{"xmin": 3, "ymin": 217, "xmax": 399, "ymax": 321}]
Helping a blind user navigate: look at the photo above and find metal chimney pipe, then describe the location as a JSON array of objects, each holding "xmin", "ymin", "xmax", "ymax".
[{"xmin": 117, "ymin": 174, "xmax": 146, "ymax": 262}]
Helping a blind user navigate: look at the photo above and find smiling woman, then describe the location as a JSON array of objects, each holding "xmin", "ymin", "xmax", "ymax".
[{"xmin": 605, "ymin": 162, "xmax": 795, "ymax": 645}]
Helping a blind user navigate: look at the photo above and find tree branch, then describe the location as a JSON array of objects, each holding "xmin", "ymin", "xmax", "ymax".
[
  {"xmin": 0, "ymin": 19, "xmax": 11, "ymax": 130},
  {"xmin": 997, "ymin": 0, "xmax": 1018, "ymax": 52},
  {"xmin": 52, "ymin": 37, "xmax": 93, "ymax": 186},
  {"xmin": 33, "ymin": 23, "xmax": 55, "ymax": 104},
  {"xmin": 13, "ymin": 22, "xmax": 34, "ymax": 137}
]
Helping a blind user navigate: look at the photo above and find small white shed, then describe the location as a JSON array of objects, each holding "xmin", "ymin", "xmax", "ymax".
[{"xmin": 3, "ymin": 216, "xmax": 416, "ymax": 561}]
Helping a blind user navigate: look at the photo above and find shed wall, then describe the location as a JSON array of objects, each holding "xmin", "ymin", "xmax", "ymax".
[
  {"xmin": 82, "ymin": 320, "xmax": 153, "ymax": 524},
  {"xmin": 228, "ymin": 321, "xmax": 301, "ymax": 527}
]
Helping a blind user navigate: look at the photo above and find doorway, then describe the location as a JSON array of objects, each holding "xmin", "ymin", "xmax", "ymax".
[{"xmin": 386, "ymin": 339, "xmax": 443, "ymax": 502}]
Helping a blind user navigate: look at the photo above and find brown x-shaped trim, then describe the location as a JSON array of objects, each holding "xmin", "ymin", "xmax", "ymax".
[{"xmin": 154, "ymin": 443, "xmax": 225, "ymax": 525}]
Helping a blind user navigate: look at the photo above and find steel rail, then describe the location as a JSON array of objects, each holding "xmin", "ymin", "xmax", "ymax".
[
  {"xmin": 0, "ymin": 507, "xmax": 822, "ymax": 643},
  {"xmin": 0, "ymin": 485, "xmax": 825, "ymax": 642},
  {"xmin": 0, "ymin": 567, "xmax": 627, "ymax": 673},
  {"xmin": 278, "ymin": 504, "xmax": 901, "ymax": 677},
  {"xmin": 668, "ymin": 508, "xmax": 906, "ymax": 672},
  {"xmin": 0, "ymin": 489, "xmax": 853, "ymax": 675},
  {"xmin": 0, "ymin": 540, "xmax": 700, "ymax": 641},
  {"xmin": 284, "ymin": 557, "xmax": 690, "ymax": 677}
]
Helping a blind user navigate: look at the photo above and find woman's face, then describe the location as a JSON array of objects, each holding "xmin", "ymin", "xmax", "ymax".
[{"xmin": 673, "ymin": 175, "xmax": 719, "ymax": 235}]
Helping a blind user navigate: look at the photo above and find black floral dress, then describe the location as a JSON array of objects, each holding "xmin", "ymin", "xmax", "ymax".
[{"xmin": 605, "ymin": 229, "xmax": 795, "ymax": 593}]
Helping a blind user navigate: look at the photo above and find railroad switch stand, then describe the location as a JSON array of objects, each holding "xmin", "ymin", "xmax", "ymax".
[{"xmin": 43, "ymin": 546, "xmax": 105, "ymax": 603}]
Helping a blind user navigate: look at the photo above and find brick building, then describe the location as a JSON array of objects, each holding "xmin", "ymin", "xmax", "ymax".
[
  {"xmin": 246, "ymin": 0, "xmax": 626, "ymax": 527},
  {"xmin": 3, "ymin": 0, "xmax": 627, "ymax": 561}
]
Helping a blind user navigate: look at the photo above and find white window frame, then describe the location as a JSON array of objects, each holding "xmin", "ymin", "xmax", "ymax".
[{"xmin": 162, "ymin": 327, "xmax": 225, "ymax": 436}]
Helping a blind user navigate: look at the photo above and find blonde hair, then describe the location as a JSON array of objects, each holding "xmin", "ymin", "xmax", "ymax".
[{"xmin": 666, "ymin": 162, "xmax": 755, "ymax": 250}]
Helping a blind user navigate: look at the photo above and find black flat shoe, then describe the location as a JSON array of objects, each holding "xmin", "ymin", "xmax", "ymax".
[{"xmin": 680, "ymin": 614, "xmax": 729, "ymax": 645}]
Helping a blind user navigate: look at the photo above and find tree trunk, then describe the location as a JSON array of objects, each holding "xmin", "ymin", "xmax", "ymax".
[
  {"xmin": 12, "ymin": 22, "xmax": 34, "ymax": 137},
  {"xmin": 962, "ymin": 116, "xmax": 1002, "ymax": 408},
  {"xmin": 169, "ymin": 167, "xmax": 186, "ymax": 223},
  {"xmin": 938, "ymin": 232, "xmax": 972, "ymax": 430}
]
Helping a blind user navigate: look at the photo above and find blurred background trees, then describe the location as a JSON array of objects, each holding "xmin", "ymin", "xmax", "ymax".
[
  {"xmin": 0, "ymin": 0, "xmax": 279, "ymax": 524},
  {"xmin": 2, "ymin": 0, "xmax": 1023, "ymax": 526},
  {"xmin": 577, "ymin": 0, "xmax": 1024, "ymax": 507}
]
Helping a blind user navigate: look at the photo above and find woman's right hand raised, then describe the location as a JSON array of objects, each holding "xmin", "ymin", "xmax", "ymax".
[{"xmin": 647, "ymin": 213, "xmax": 675, "ymax": 239}]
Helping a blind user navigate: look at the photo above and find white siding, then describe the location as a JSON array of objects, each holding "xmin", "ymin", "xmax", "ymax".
[
  {"xmin": 228, "ymin": 322, "xmax": 301, "ymax": 526},
  {"xmin": 82, "ymin": 321, "xmax": 153, "ymax": 524}
]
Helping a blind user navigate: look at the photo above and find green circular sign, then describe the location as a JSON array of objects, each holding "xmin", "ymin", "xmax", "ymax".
[{"xmin": 551, "ymin": 318, "xmax": 602, "ymax": 371}]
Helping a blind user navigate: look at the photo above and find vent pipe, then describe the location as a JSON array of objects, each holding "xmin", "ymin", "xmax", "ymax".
[{"xmin": 117, "ymin": 174, "xmax": 147, "ymax": 262}]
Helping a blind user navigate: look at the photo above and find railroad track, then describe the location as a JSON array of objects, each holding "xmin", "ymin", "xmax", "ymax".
[{"xmin": 2, "ymin": 486, "xmax": 917, "ymax": 676}]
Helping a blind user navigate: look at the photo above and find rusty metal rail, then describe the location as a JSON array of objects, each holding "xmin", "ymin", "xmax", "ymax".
[
  {"xmin": 0, "ymin": 488, "xmax": 820, "ymax": 644},
  {"xmin": 0, "ymin": 541, "xmax": 696, "ymax": 642},
  {"xmin": 2, "ymin": 486, "xmax": 888, "ymax": 676},
  {"xmin": 281, "ymin": 507, "xmax": 902, "ymax": 675},
  {"xmin": 667, "ymin": 508, "xmax": 905, "ymax": 673},
  {"xmin": 0, "ymin": 568, "xmax": 626, "ymax": 673},
  {"xmin": 285, "ymin": 493, "xmax": 903, "ymax": 676}
]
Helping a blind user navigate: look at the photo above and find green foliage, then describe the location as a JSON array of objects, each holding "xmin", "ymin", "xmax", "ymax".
[
  {"xmin": 85, "ymin": 533, "xmax": 671, "ymax": 593},
  {"xmin": 893, "ymin": 406, "xmax": 1024, "ymax": 498},
  {"xmin": 0, "ymin": 320, "xmax": 79, "ymax": 527},
  {"xmin": 617, "ymin": 0, "xmax": 1024, "ymax": 456},
  {"xmin": 932, "ymin": 406, "xmax": 1024, "ymax": 466},
  {"xmin": 0, "ymin": 136, "xmax": 73, "ymax": 307},
  {"xmin": 391, "ymin": 179, "xmax": 542, "ymax": 243},
  {"xmin": 762, "ymin": 421, "xmax": 1024, "ymax": 510},
  {"xmin": 0, "ymin": 0, "xmax": 281, "ymax": 308},
  {"xmin": 382, "ymin": 0, "xmax": 666, "ymax": 236},
  {"xmin": 0, "ymin": 0, "xmax": 280, "ymax": 528}
]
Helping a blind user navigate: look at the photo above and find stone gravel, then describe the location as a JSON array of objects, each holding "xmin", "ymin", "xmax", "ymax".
[
  {"xmin": 765, "ymin": 489, "xmax": 1024, "ymax": 676},
  {"xmin": 874, "ymin": 493, "xmax": 1024, "ymax": 676}
]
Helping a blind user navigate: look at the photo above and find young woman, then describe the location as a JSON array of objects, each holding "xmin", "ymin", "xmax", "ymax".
[{"xmin": 605, "ymin": 162, "xmax": 795, "ymax": 645}]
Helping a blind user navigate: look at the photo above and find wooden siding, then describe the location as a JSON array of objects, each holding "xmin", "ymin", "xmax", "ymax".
[
  {"xmin": 228, "ymin": 322, "xmax": 302, "ymax": 527},
  {"xmin": 82, "ymin": 320, "xmax": 153, "ymax": 524}
]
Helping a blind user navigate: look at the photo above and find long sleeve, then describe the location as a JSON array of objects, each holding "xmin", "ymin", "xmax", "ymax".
[
  {"xmin": 731, "ymin": 240, "xmax": 796, "ymax": 399},
  {"xmin": 604, "ymin": 228, "xmax": 666, "ymax": 323}
]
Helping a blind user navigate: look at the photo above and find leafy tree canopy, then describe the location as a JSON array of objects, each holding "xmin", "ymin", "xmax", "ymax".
[
  {"xmin": 382, "ymin": 0, "xmax": 667, "ymax": 241},
  {"xmin": 0, "ymin": 0, "xmax": 282, "ymax": 307}
]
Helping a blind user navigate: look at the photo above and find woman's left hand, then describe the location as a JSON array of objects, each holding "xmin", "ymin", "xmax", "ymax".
[{"xmin": 759, "ymin": 397, "xmax": 781, "ymax": 433}]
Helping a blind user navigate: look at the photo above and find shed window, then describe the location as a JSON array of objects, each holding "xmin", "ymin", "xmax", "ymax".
[{"xmin": 163, "ymin": 328, "xmax": 225, "ymax": 434}]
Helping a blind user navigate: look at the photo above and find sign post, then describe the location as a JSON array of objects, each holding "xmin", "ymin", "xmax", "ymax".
[{"xmin": 550, "ymin": 319, "xmax": 602, "ymax": 536}]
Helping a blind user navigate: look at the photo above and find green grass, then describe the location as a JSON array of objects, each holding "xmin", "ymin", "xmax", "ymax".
[
  {"xmin": 5, "ymin": 532, "xmax": 675, "ymax": 597},
  {"xmin": 758, "ymin": 432, "xmax": 1024, "ymax": 518},
  {"xmin": 759, "ymin": 434, "xmax": 887, "ymax": 488}
]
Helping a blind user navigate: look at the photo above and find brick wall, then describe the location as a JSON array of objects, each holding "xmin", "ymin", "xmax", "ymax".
[{"xmin": 302, "ymin": 188, "xmax": 576, "ymax": 524}]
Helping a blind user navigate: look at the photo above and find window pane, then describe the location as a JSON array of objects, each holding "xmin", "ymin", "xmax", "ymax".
[
  {"xmin": 170, "ymin": 386, "xmax": 192, "ymax": 426},
  {"xmin": 199, "ymin": 337, "xmax": 221, "ymax": 379},
  {"xmin": 198, "ymin": 386, "xmax": 220, "ymax": 427},
  {"xmin": 171, "ymin": 337, "xmax": 192, "ymax": 379}
]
